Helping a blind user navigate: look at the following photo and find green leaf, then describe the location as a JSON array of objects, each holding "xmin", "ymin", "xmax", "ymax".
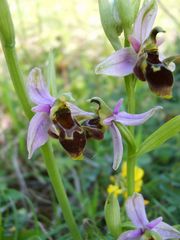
[
  {"xmin": 137, "ymin": 116, "xmax": 180, "ymax": 157},
  {"xmin": 47, "ymin": 50, "xmax": 57, "ymax": 97}
]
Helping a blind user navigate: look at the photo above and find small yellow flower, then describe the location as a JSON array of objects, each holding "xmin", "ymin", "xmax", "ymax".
[
  {"xmin": 107, "ymin": 162, "xmax": 145, "ymax": 198},
  {"xmin": 121, "ymin": 162, "xmax": 144, "ymax": 181},
  {"xmin": 107, "ymin": 184, "xmax": 122, "ymax": 197}
]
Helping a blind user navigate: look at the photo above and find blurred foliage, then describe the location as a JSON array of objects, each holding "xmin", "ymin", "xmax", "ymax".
[{"xmin": 0, "ymin": 0, "xmax": 180, "ymax": 239}]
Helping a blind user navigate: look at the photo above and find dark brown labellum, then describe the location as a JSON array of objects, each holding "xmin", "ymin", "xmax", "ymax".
[
  {"xmin": 82, "ymin": 117, "xmax": 104, "ymax": 140},
  {"xmin": 52, "ymin": 105, "xmax": 86, "ymax": 159},
  {"xmin": 134, "ymin": 50, "xmax": 173, "ymax": 98}
]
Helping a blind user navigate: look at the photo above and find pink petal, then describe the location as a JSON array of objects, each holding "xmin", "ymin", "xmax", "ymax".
[
  {"xmin": 114, "ymin": 106, "xmax": 163, "ymax": 126},
  {"xmin": 109, "ymin": 123, "xmax": 123, "ymax": 170},
  {"xmin": 95, "ymin": 48, "xmax": 137, "ymax": 77},
  {"xmin": 113, "ymin": 98, "xmax": 124, "ymax": 114},
  {"xmin": 27, "ymin": 68, "xmax": 55, "ymax": 105},
  {"xmin": 103, "ymin": 115, "xmax": 115, "ymax": 126},
  {"xmin": 128, "ymin": 36, "xmax": 141, "ymax": 53},
  {"xmin": 32, "ymin": 104, "xmax": 51, "ymax": 113},
  {"xmin": 27, "ymin": 112, "xmax": 51, "ymax": 159},
  {"xmin": 118, "ymin": 229, "xmax": 142, "ymax": 240},
  {"xmin": 132, "ymin": 0, "xmax": 158, "ymax": 44},
  {"xmin": 126, "ymin": 193, "xmax": 149, "ymax": 228},
  {"xmin": 154, "ymin": 221, "xmax": 180, "ymax": 240},
  {"xmin": 156, "ymin": 36, "xmax": 165, "ymax": 46},
  {"xmin": 146, "ymin": 217, "xmax": 163, "ymax": 229}
]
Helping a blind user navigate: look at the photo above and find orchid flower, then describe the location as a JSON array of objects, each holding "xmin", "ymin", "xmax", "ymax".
[
  {"xmin": 95, "ymin": 0, "xmax": 179, "ymax": 98},
  {"xmin": 27, "ymin": 68, "xmax": 96, "ymax": 159},
  {"xmin": 118, "ymin": 193, "xmax": 180, "ymax": 240},
  {"xmin": 103, "ymin": 98, "xmax": 162, "ymax": 170}
]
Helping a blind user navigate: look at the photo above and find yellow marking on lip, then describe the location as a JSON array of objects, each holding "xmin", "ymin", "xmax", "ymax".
[{"xmin": 152, "ymin": 65, "xmax": 161, "ymax": 72}]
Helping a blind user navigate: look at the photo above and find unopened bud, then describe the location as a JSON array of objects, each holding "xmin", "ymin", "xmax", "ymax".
[
  {"xmin": 98, "ymin": 0, "xmax": 122, "ymax": 50},
  {"xmin": 0, "ymin": 0, "xmax": 15, "ymax": 48},
  {"xmin": 131, "ymin": 0, "xmax": 141, "ymax": 21},
  {"xmin": 116, "ymin": 0, "xmax": 134, "ymax": 36},
  {"xmin": 104, "ymin": 193, "xmax": 121, "ymax": 237}
]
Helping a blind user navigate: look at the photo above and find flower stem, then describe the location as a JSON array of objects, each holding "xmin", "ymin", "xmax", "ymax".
[
  {"xmin": 1, "ymin": 39, "xmax": 82, "ymax": 240},
  {"xmin": 124, "ymin": 74, "xmax": 137, "ymax": 196},
  {"xmin": 41, "ymin": 143, "xmax": 82, "ymax": 240},
  {"xmin": 127, "ymin": 148, "xmax": 136, "ymax": 196},
  {"xmin": 123, "ymin": 35, "xmax": 137, "ymax": 196}
]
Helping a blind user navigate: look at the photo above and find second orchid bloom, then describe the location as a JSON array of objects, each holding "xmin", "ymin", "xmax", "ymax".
[{"xmin": 96, "ymin": 0, "xmax": 180, "ymax": 98}]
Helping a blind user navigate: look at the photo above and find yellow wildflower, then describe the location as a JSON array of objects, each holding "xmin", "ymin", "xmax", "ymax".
[
  {"xmin": 107, "ymin": 184, "xmax": 122, "ymax": 197},
  {"xmin": 107, "ymin": 162, "xmax": 145, "ymax": 198}
]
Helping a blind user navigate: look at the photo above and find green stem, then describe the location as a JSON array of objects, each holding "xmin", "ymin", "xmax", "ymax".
[
  {"xmin": 124, "ymin": 74, "xmax": 137, "ymax": 196},
  {"xmin": 1, "ymin": 43, "xmax": 82, "ymax": 240},
  {"xmin": 127, "ymin": 148, "xmax": 136, "ymax": 196},
  {"xmin": 41, "ymin": 143, "xmax": 82, "ymax": 240},
  {"xmin": 3, "ymin": 46, "xmax": 32, "ymax": 119},
  {"xmin": 124, "ymin": 36, "xmax": 137, "ymax": 196}
]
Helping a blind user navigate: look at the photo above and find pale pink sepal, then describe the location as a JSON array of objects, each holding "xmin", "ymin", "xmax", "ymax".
[
  {"xmin": 109, "ymin": 123, "xmax": 123, "ymax": 170},
  {"xmin": 114, "ymin": 106, "xmax": 163, "ymax": 126},
  {"xmin": 32, "ymin": 104, "xmax": 51, "ymax": 113},
  {"xmin": 154, "ymin": 222, "xmax": 180, "ymax": 240},
  {"xmin": 132, "ymin": 0, "xmax": 158, "ymax": 44},
  {"xmin": 27, "ymin": 112, "xmax": 51, "ymax": 159},
  {"xmin": 126, "ymin": 193, "xmax": 149, "ymax": 228},
  {"xmin": 95, "ymin": 48, "xmax": 137, "ymax": 77},
  {"xmin": 27, "ymin": 67, "xmax": 55, "ymax": 105},
  {"xmin": 118, "ymin": 229, "xmax": 142, "ymax": 240}
]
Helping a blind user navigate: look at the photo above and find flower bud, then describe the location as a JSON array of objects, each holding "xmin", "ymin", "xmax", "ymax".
[
  {"xmin": 0, "ymin": 0, "xmax": 15, "ymax": 47},
  {"xmin": 131, "ymin": 0, "xmax": 141, "ymax": 21},
  {"xmin": 116, "ymin": 0, "xmax": 134, "ymax": 36},
  {"xmin": 104, "ymin": 193, "xmax": 121, "ymax": 237},
  {"xmin": 98, "ymin": 0, "xmax": 122, "ymax": 50}
]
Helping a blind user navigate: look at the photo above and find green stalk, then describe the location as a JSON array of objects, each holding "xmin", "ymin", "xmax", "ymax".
[
  {"xmin": 124, "ymin": 38, "xmax": 137, "ymax": 196},
  {"xmin": 0, "ymin": 1, "xmax": 82, "ymax": 238}
]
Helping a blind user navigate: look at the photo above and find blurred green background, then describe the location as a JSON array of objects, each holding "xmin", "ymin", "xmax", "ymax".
[{"xmin": 0, "ymin": 0, "xmax": 179, "ymax": 239}]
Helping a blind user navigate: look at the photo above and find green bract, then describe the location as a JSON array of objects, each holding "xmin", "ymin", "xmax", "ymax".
[{"xmin": 98, "ymin": 0, "xmax": 122, "ymax": 50}]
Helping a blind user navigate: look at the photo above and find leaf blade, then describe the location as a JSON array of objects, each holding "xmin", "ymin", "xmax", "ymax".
[{"xmin": 137, "ymin": 115, "xmax": 180, "ymax": 157}]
